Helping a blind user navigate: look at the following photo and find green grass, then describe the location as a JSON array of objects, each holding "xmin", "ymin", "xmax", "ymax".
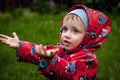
[
  {"xmin": 96, "ymin": 13, "xmax": 120, "ymax": 80},
  {"xmin": 0, "ymin": 10, "xmax": 120, "ymax": 80}
]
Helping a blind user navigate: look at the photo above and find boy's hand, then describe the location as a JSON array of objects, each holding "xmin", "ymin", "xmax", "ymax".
[
  {"xmin": 36, "ymin": 44, "xmax": 59, "ymax": 59},
  {"xmin": 0, "ymin": 32, "xmax": 20, "ymax": 48},
  {"xmin": 36, "ymin": 44, "xmax": 59, "ymax": 64}
]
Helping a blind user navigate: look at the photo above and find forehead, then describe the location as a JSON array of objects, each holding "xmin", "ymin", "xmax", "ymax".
[
  {"xmin": 62, "ymin": 14, "xmax": 85, "ymax": 29},
  {"xmin": 63, "ymin": 14, "xmax": 80, "ymax": 22}
]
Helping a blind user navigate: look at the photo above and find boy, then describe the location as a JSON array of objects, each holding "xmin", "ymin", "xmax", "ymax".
[{"xmin": 0, "ymin": 4, "xmax": 111, "ymax": 80}]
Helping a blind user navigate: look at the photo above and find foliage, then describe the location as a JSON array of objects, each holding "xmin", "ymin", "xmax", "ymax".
[
  {"xmin": 32, "ymin": 0, "xmax": 49, "ymax": 14},
  {"xmin": 0, "ymin": 11, "xmax": 120, "ymax": 80},
  {"xmin": 1, "ymin": 0, "xmax": 120, "ymax": 14}
]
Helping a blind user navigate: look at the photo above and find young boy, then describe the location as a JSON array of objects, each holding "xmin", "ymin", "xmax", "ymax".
[{"xmin": 0, "ymin": 4, "xmax": 111, "ymax": 80}]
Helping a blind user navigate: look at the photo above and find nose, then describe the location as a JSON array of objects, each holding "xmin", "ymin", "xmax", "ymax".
[{"xmin": 64, "ymin": 31, "xmax": 71, "ymax": 39}]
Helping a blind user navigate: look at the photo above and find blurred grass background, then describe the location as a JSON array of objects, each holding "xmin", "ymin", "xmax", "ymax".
[{"xmin": 0, "ymin": 8, "xmax": 120, "ymax": 80}]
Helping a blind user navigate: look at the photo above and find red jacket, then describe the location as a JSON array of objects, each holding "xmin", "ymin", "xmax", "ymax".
[
  {"xmin": 16, "ymin": 4, "xmax": 111, "ymax": 80},
  {"xmin": 17, "ymin": 43, "xmax": 97, "ymax": 80}
]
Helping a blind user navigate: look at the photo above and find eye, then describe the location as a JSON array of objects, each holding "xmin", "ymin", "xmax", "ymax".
[
  {"xmin": 62, "ymin": 27, "xmax": 68, "ymax": 32},
  {"xmin": 73, "ymin": 29, "xmax": 79, "ymax": 33},
  {"xmin": 73, "ymin": 28, "xmax": 81, "ymax": 33}
]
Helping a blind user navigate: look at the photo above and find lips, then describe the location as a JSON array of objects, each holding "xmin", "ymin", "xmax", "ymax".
[{"xmin": 63, "ymin": 40, "xmax": 71, "ymax": 46}]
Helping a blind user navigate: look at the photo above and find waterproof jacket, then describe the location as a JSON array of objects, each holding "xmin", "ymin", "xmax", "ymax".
[{"xmin": 16, "ymin": 4, "xmax": 111, "ymax": 80}]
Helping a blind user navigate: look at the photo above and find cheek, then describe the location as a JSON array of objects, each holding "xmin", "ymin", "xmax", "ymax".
[
  {"xmin": 73, "ymin": 35, "xmax": 84, "ymax": 44},
  {"xmin": 60, "ymin": 35, "xmax": 64, "ymax": 41},
  {"xmin": 73, "ymin": 39, "xmax": 81, "ymax": 46},
  {"xmin": 61, "ymin": 33, "xmax": 66, "ymax": 38}
]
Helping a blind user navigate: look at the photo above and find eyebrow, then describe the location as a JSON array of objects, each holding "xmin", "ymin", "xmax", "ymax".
[{"xmin": 72, "ymin": 26, "xmax": 80, "ymax": 30}]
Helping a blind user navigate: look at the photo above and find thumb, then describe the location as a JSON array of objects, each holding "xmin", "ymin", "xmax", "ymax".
[
  {"xmin": 50, "ymin": 48, "xmax": 59, "ymax": 56},
  {"xmin": 12, "ymin": 32, "xmax": 19, "ymax": 40}
]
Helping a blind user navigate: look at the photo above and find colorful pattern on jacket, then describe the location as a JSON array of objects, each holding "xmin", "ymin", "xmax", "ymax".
[{"xmin": 16, "ymin": 4, "xmax": 111, "ymax": 80}]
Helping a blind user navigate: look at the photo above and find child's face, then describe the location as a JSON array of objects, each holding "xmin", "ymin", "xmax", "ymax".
[{"xmin": 61, "ymin": 14, "xmax": 85, "ymax": 50}]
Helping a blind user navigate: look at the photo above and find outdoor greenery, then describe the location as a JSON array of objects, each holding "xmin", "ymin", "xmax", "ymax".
[
  {"xmin": 1, "ymin": 0, "xmax": 120, "ymax": 14},
  {"xmin": 0, "ymin": 8, "xmax": 120, "ymax": 80}
]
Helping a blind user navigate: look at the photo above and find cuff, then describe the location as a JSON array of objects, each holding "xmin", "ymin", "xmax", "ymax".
[
  {"xmin": 39, "ymin": 60, "xmax": 48, "ymax": 69},
  {"xmin": 19, "ymin": 41, "xmax": 23, "ymax": 46},
  {"xmin": 30, "ymin": 45, "xmax": 36, "ymax": 56}
]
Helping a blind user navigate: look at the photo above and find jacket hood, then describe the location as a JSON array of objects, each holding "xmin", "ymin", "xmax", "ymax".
[{"xmin": 60, "ymin": 4, "xmax": 111, "ymax": 52}]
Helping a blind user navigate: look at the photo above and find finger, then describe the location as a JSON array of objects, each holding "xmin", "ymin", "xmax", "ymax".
[
  {"xmin": 53, "ymin": 48, "xmax": 59, "ymax": 53},
  {"xmin": 53, "ymin": 48, "xmax": 59, "ymax": 55},
  {"xmin": 0, "ymin": 38, "xmax": 5, "ymax": 42},
  {"xmin": 0, "ymin": 38, "xmax": 7, "ymax": 43},
  {"xmin": 50, "ymin": 48, "xmax": 59, "ymax": 56},
  {"xmin": 0, "ymin": 34, "xmax": 10, "ymax": 39},
  {"xmin": 39, "ymin": 44, "xmax": 44, "ymax": 56},
  {"xmin": 0, "ymin": 38, "xmax": 10, "ymax": 45},
  {"xmin": 12, "ymin": 32, "xmax": 19, "ymax": 40},
  {"xmin": 43, "ymin": 46, "xmax": 47, "ymax": 55}
]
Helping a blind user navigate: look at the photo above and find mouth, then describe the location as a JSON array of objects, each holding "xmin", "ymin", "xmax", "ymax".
[{"xmin": 63, "ymin": 40, "xmax": 71, "ymax": 46}]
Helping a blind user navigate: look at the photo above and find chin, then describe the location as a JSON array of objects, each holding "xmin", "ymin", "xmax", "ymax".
[
  {"xmin": 65, "ymin": 46, "xmax": 79, "ymax": 52},
  {"xmin": 64, "ymin": 47, "xmax": 72, "ymax": 50},
  {"xmin": 64, "ymin": 46, "xmax": 74, "ymax": 51}
]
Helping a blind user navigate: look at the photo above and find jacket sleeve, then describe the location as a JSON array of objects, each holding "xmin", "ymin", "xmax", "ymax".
[
  {"xmin": 16, "ymin": 41, "xmax": 40, "ymax": 65},
  {"xmin": 38, "ymin": 55, "xmax": 73, "ymax": 80},
  {"xmin": 38, "ymin": 50, "xmax": 98, "ymax": 80}
]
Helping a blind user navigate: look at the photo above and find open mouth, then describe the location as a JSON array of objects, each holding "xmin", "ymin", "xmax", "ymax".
[{"xmin": 63, "ymin": 40, "xmax": 71, "ymax": 46}]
